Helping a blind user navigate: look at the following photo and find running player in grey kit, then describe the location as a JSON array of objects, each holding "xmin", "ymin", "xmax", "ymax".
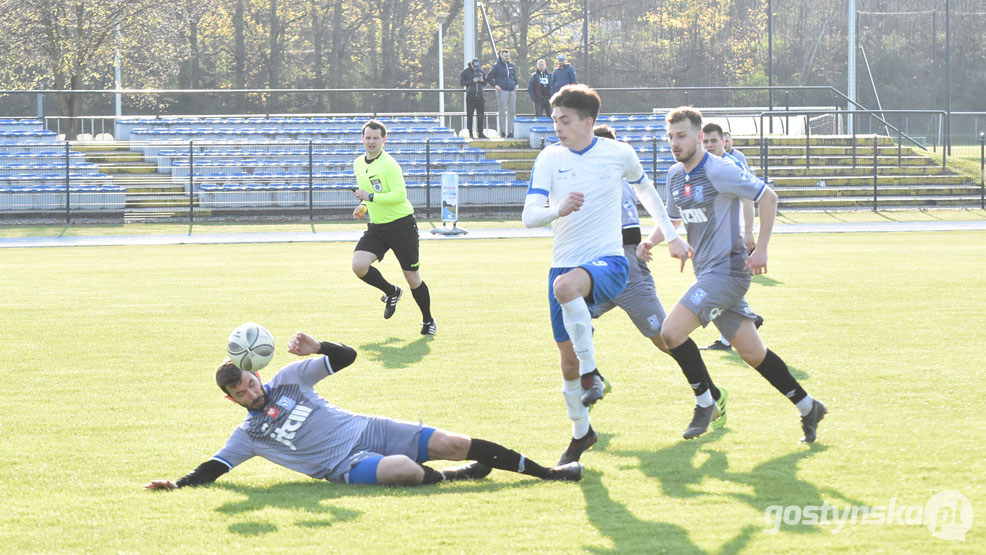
[
  {"xmin": 145, "ymin": 332, "xmax": 582, "ymax": 490},
  {"xmin": 638, "ymin": 107, "xmax": 826, "ymax": 443}
]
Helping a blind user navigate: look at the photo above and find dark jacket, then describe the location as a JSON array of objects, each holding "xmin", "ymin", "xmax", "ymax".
[
  {"xmin": 528, "ymin": 70, "xmax": 552, "ymax": 102},
  {"xmin": 551, "ymin": 63, "xmax": 577, "ymax": 95},
  {"xmin": 488, "ymin": 57, "xmax": 518, "ymax": 91},
  {"xmin": 460, "ymin": 66, "xmax": 487, "ymax": 97}
]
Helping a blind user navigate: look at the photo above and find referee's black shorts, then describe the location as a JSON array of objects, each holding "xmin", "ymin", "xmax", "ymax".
[{"xmin": 355, "ymin": 214, "xmax": 420, "ymax": 271}]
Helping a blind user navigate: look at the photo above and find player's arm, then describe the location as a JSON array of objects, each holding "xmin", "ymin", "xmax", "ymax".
[
  {"xmin": 521, "ymin": 155, "xmax": 582, "ymax": 227},
  {"xmin": 624, "ymin": 151, "xmax": 691, "ymax": 268},
  {"xmin": 288, "ymin": 332, "xmax": 357, "ymax": 371},
  {"xmin": 742, "ymin": 198, "xmax": 756, "ymax": 252},
  {"xmin": 746, "ymin": 186, "xmax": 776, "ymax": 275},
  {"xmin": 145, "ymin": 459, "xmax": 230, "ymax": 490}
]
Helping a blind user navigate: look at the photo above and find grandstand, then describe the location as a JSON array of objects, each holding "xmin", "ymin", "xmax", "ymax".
[
  {"xmin": 0, "ymin": 110, "xmax": 980, "ymax": 221},
  {"xmin": 0, "ymin": 119, "xmax": 123, "ymax": 214}
]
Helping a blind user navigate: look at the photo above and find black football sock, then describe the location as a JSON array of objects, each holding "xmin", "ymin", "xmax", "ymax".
[
  {"xmin": 668, "ymin": 338, "xmax": 713, "ymax": 397},
  {"xmin": 411, "ymin": 281, "xmax": 433, "ymax": 322},
  {"xmin": 419, "ymin": 464, "xmax": 445, "ymax": 485},
  {"xmin": 467, "ymin": 438, "xmax": 551, "ymax": 479},
  {"xmin": 754, "ymin": 349, "xmax": 808, "ymax": 404},
  {"xmin": 359, "ymin": 266, "xmax": 396, "ymax": 296}
]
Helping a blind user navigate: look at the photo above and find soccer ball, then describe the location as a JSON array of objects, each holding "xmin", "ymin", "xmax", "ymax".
[{"xmin": 227, "ymin": 322, "xmax": 275, "ymax": 372}]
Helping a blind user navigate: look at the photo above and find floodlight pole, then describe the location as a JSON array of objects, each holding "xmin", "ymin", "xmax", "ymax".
[
  {"xmin": 945, "ymin": 0, "xmax": 951, "ymax": 155},
  {"xmin": 847, "ymin": 0, "xmax": 857, "ymax": 133},
  {"xmin": 583, "ymin": 0, "xmax": 589, "ymax": 85},
  {"xmin": 437, "ymin": 12, "xmax": 450, "ymax": 124},
  {"xmin": 114, "ymin": 0, "xmax": 122, "ymax": 137},
  {"xmin": 464, "ymin": 0, "xmax": 476, "ymax": 123},
  {"xmin": 767, "ymin": 0, "xmax": 773, "ymax": 133}
]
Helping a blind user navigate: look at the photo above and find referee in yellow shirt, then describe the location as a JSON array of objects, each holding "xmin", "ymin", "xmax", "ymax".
[{"xmin": 351, "ymin": 120, "xmax": 436, "ymax": 335}]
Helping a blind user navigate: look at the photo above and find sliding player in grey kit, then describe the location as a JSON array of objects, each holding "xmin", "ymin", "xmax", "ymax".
[{"xmin": 145, "ymin": 331, "xmax": 581, "ymax": 490}]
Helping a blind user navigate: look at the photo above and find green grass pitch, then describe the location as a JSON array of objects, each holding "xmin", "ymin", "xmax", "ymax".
[{"xmin": 2, "ymin": 231, "xmax": 984, "ymax": 552}]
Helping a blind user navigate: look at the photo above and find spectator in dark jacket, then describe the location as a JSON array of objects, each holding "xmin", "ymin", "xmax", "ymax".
[
  {"xmin": 488, "ymin": 49, "xmax": 518, "ymax": 138},
  {"xmin": 550, "ymin": 54, "xmax": 577, "ymax": 95},
  {"xmin": 460, "ymin": 59, "xmax": 487, "ymax": 139},
  {"xmin": 528, "ymin": 59, "xmax": 552, "ymax": 118}
]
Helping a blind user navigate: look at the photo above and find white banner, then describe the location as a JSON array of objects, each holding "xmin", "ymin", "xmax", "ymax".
[{"xmin": 440, "ymin": 172, "xmax": 458, "ymax": 223}]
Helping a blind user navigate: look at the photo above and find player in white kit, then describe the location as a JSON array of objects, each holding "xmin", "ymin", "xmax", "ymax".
[{"xmin": 522, "ymin": 85, "xmax": 690, "ymax": 464}]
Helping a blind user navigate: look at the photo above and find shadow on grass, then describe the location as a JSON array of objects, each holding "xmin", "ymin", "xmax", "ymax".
[
  {"xmin": 213, "ymin": 476, "xmax": 525, "ymax": 535},
  {"xmin": 358, "ymin": 335, "xmax": 434, "ymax": 369},
  {"xmin": 751, "ymin": 275, "xmax": 782, "ymax": 287},
  {"xmin": 611, "ymin": 436, "xmax": 866, "ymax": 539},
  {"xmin": 580, "ymin": 468, "xmax": 717, "ymax": 554}
]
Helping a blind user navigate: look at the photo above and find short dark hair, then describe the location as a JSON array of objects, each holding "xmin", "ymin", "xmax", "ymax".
[
  {"xmin": 361, "ymin": 119, "xmax": 388, "ymax": 137},
  {"xmin": 593, "ymin": 124, "xmax": 615, "ymax": 140},
  {"xmin": 550, "ymin": 84, "xmax": 601, "ymax": 122},
  {"xmin": 666, "ymin": 107, "xmax": 703, "ymax": 130},
  {"xmin": 500, "ymin": 49, "xmax": 509, "ymax": 55},
  {"xmin": 702, "ymin": 122, "xmax": 724, "ymax": 138},
  {"xmin": 216, "ymin": 359, "xmax": 244, "ymax": 394}
]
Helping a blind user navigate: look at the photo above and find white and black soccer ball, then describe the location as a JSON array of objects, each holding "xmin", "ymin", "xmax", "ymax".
[{"xmin": 227, "ymin": 322, "xmax": 275, "ymax": 372}]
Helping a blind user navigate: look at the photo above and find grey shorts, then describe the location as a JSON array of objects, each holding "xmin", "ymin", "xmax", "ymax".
[
  {"xmin": 591, "ymin": 246, "xmax": 667, "ymax": 338},
  {"xmin": 328, "ymin": 416, "xmax": 424, "ymax": 483},
  {"xmin": 678, "ymin": 272, "xmax": 759, "ymax": 341}
]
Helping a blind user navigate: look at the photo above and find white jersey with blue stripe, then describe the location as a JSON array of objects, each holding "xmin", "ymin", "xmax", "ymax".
[
  {"xmin": 528, "ymin": 137, "xmax": 647, "ymax": 267},
  {"xmin": 666, "ymin": 152, "xmax": 767, "ymax": 277},
  {"xmin": 212, "ymin": 357, "xmax": 370, "ymax": 480}
]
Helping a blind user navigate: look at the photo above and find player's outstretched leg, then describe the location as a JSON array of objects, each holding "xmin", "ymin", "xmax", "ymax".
[
  {"xmin": 731, "ymin": 319, "xmax": 825, "ymax": 443},
  {"xmin": 427, "ymin": 430, "xmax": 583, "ymax": 482}
]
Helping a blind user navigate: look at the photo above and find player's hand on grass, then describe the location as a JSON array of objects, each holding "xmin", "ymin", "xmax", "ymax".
[
  {"xmin": 668, "ymin": 237, "xmax": 693, "ymax": 272},
  {"xmin": 745, "ymin": 248, "xmax": 768, "ymax": 275},
  {"xmin": 557, "ymin": 192, "xmax": 584, "ymax": 217},
  {"xmin": 144, "ymin": 480, "xmax": 177, "ymax": 490},
  {"xmin": 288, "ymin": 331, "xmax": 320, "ymax": 356}
]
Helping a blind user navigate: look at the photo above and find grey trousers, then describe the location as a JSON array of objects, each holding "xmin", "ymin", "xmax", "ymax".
[{"xmin": 496, "ymin": 90, "xmax": 517, "ymax": 136}]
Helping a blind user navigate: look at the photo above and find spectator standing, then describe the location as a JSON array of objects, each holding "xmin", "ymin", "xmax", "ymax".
[
  {"xmin": 460, "ymin": 59, "xmax": 487, "ymax": 139},
  {"xmin": 551, "ymin": 54, "xmax": 577, "ymax": 95},
  {"xmin": 488, "ymin": 49, "xmax": 518, "ymax": 138},
  {"xmin": 528, "ymin": 59, "xmax": 553, "ymax": 118}
]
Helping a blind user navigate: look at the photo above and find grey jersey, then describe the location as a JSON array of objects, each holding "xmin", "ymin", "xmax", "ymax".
[
  {"xmin": 725, "ymin": 148, "xmax": 750, "ymax": 171},
  {"xmin": 212, "ymin": 357, "xmax": 370, "ymax": 480},
  {"xmin": 666, "ymin": 152, "xmax": 766, "ymax": 277}
]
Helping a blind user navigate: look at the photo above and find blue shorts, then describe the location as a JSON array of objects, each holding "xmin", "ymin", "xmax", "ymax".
[
  {"xmin": 548, "ymin": 255, "xmax": 629, "ymax": 342},
  {"xmin": 345, "ymin": 426, "xmax": 436, "ymax": 485}
]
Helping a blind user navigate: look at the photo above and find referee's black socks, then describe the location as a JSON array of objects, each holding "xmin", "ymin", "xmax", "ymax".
[
  {"xmin": 411, "ymin": 281, "xmax": 433, "ymax": 322},
  {"xmin": 467, "ymin": 438, "xmax": 550, "ymax": 479},
  {"xmin": 669, "ymin": 338, "xmax": 720, "ymax": 400},
  {"xmin": 359, "ymin": 266, "xmax": 397, "ymax": 296}
]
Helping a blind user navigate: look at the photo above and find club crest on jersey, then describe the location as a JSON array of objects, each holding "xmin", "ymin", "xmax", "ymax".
[
  {"xmin": 684, "ymin": 183, "xmax": 691, "ymax": 197},
  {"xmin": 276, "ymin": 397, "xmax": 297, "ymax": 411},
  {"xmin": 265, "ymin": 407, "xmax": 281, "ymax": 419},
  {"xmin": 371, "ymin": 178, "xmax": 383, "ymax": 192},
  {"xmin": 693, "ymin": 185, "xmax": 704, "ymax": 203}
]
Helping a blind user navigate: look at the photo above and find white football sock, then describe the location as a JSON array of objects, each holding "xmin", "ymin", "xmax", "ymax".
[
  {"xmin": 796, "ymin": 395, "xmax": 815, "ymax": 416},
  {"xmin": 563, "ymin": 379, "xmax": 590, "ymax": 438},
  {"xmin": 696, "ymin": 390, "xmax": 715, "ymax": 408},
  {"xmin": 561, "ymin": 297, "xmax": 596, "ymax": 375}
]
